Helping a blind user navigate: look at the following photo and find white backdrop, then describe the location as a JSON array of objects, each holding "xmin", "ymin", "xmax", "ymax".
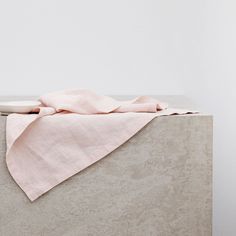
[
  {"xmin": 0, "ymin": 0, "xmax": 184, "ymax": 96},
  {"xmin": 183, "ymin": 1, "xmax": 236, "ymax": 235},
  {"xmin": 0, "ymin": 1, "xmax": 235, "ymax": 235}
]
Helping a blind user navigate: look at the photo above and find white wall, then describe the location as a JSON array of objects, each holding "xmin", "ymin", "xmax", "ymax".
[
  {"xmin": 182, "ymin": 0, "xmax": 236, "ymax": 235},
  {"xmin": 0, "ymin": 0, "xmax": 185, "ymax": 96}
]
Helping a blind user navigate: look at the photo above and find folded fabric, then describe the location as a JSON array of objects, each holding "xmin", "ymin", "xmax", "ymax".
[{"xmin": 6, "ymin": 89, "xmax": 196, "ymax": 201}]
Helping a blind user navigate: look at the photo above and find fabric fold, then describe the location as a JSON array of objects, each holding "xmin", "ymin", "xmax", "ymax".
[{"xmin": 6, "ymin": 89, "xmax": 196, "ymax": 201}]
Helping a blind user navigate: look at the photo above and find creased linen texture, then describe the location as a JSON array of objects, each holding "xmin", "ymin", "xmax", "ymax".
[{"xmin": 6, "ymin": 89, "xmax": 196, "ymax": 201}]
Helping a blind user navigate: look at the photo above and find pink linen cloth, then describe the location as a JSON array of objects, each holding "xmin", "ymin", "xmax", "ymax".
[{"xmin": 6, "ymin": 89, "xmax": 195, "ymax": 201}]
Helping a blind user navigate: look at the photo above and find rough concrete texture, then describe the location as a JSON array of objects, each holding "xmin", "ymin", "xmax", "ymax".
[{"xmin": 0, "ymin": 114, "xmax": 212, "ymax": 236}]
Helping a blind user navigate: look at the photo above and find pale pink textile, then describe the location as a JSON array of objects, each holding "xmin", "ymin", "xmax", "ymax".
[{"xmin": 6, "ymin": 90, "xmax": 194, "ymax": 201}]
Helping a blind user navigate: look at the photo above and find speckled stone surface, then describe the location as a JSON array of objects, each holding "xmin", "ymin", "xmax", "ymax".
[{"xmin": 0, "ymin": 114, "xmax": 212, "ymax": 236}]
